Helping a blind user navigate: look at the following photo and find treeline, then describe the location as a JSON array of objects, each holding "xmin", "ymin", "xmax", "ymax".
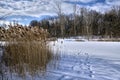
[{"xmin": 29, "ymin": 6, "xmax": 120, "ymax": 38}]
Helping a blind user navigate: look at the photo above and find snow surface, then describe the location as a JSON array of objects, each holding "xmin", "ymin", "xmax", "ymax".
[
  {"xmin": 0, "ymin": 39, "xmax": 120, "ymax": 80},
  {"xmin": 49, "ymin": 38, "xmax": 120, "ymax": 80}
]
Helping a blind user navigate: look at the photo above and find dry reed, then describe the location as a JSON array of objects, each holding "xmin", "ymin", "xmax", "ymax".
[{"xmin": 2, "ymin": 41, "xmax": 53, "ymax": 77}]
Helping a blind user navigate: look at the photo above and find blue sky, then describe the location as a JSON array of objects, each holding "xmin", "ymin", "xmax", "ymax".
[{"xmin": 0, "ymin": 0, "xmax": 120, "ymax": 25}]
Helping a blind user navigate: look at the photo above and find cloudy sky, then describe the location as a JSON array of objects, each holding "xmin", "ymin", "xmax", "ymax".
[{"xmin": 0, "ymin": 0, "xmax": 120, "ymax": 25}]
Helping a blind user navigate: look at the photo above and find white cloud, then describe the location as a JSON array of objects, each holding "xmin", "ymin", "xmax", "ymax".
[
  {"xmin": 0, "ymin": 0, "xmax": 72, "ymax": 17},
  {"xmin": 0, "ymin": 0, "xmax": 120, "ymax": 18},
  {"xmin": 89, "ymin": 0, "xmax": 120, "ymax": 13},
  {"xmin": 106, "ymin": 0, "xmax": 120, "ymax": 6},
  {"xmin": 89, "ymin": 3, "xmax": 111, "ymax": 13},
  {"xmin": 0, "ymin": 20, "xmax": 10, "ymax": 25},
  {"xmin": 0, "ymin": 20, "xmax": 25, "ymax": 27}
]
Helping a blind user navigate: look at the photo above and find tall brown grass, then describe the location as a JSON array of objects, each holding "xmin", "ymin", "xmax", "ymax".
[{"xmin": 2, "ymin": 41, "xmax": 53, "ymax": 77}]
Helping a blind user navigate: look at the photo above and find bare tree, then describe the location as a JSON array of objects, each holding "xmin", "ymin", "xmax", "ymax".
[
  {"xmin": 73, "ymin": 3, "xmax": 77, "ymax": 36},
  {"xmin": 53, "ymin": 0, "xmax": 65, "ymax": 37},
  {"xmin": 81, "ymin": 8, "xmax": 93, "ymax": 40}
]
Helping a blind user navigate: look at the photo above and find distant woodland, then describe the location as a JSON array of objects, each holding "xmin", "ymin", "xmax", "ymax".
[{"xmin": 30, "ymin": 6, "xmax": 120, "ymax": 38}]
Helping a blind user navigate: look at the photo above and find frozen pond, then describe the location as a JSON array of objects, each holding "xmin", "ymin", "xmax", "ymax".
[
  {"xmin": 51, "ymin": 39, "xmax": 120, "ymax": 59},
  {"xmin": 0, "ymin": 39, "xmax": 120, "ymax": 80}
]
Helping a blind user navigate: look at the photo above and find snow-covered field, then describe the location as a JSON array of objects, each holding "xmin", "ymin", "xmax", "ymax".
[
  {"xmin": 0, "ymin": 39, "xmax": 120, "ymax": 80},
  {"xmin": 49, "ymin": 38, "xmax": 120, "ymax": 80}
]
